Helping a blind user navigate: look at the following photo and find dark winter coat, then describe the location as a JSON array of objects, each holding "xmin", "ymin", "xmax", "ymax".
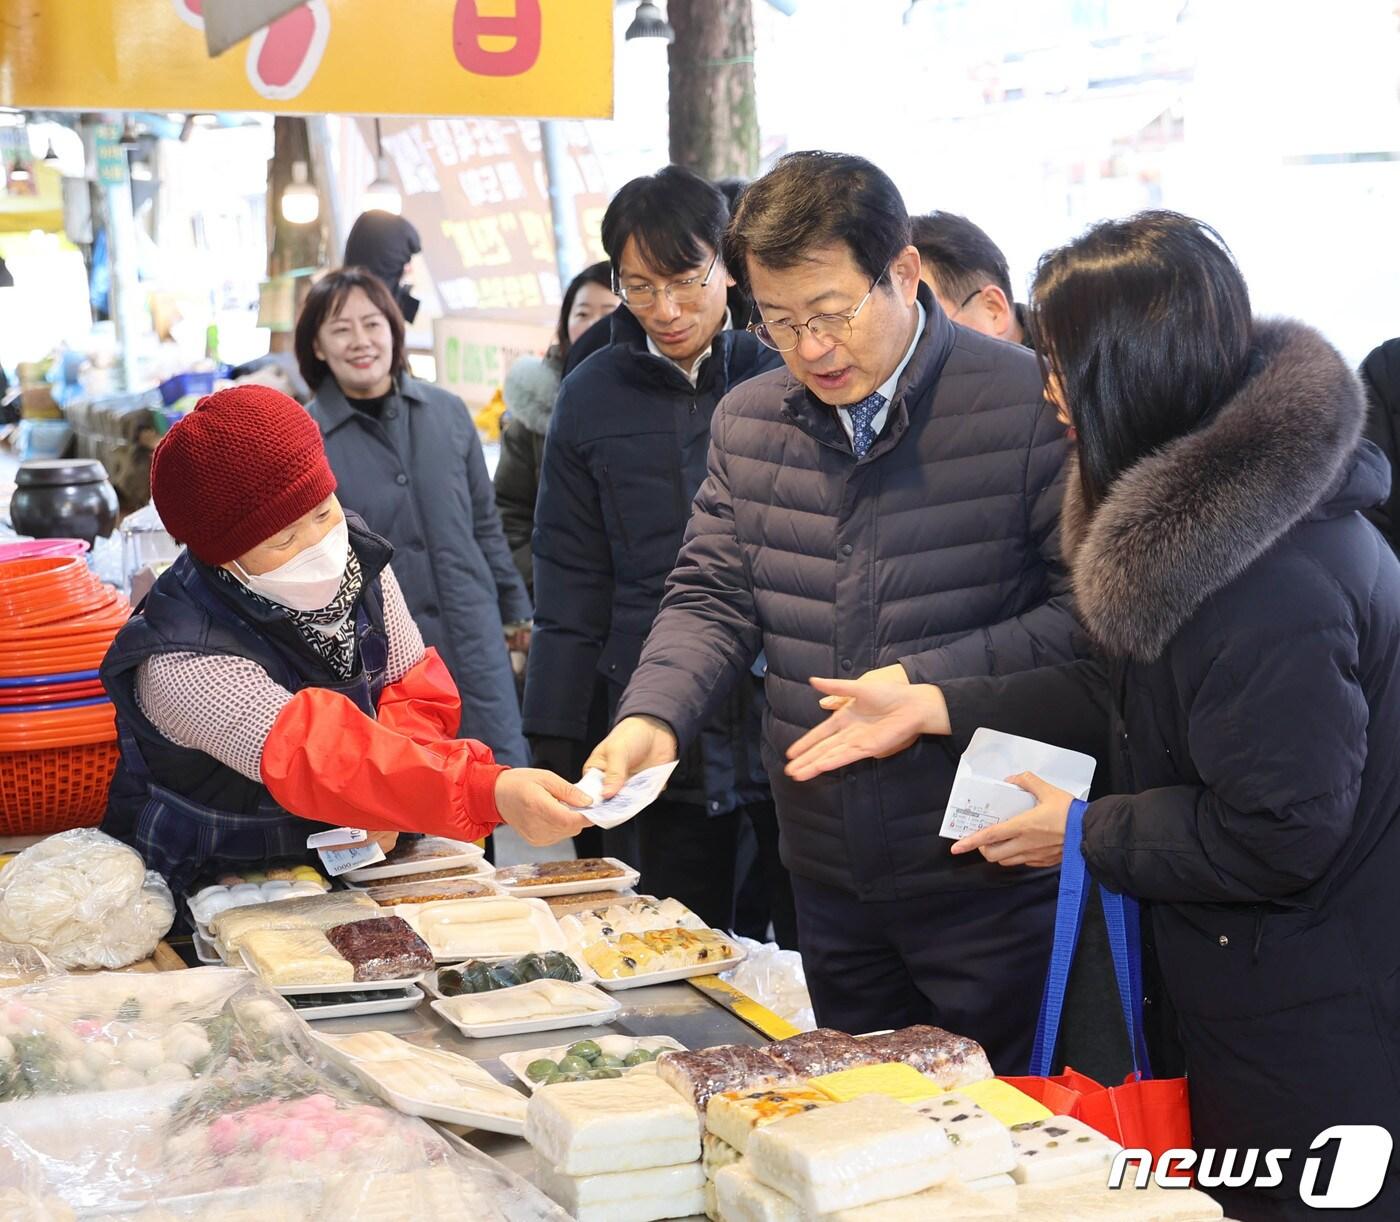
[
  {"xmin": 616, "ymin": 284, "xmax": 1086, "ymax": 896},
  {"xmin": 522, "ymin": 306, "xmax": 779, "ymax": 812},
  {"xmin": 308, "ymin": 375, "xmax": 530, "ymax": 765},
  {"xmin": 1361, "ymin": 336, "xmax": 1400, "ymax": 550},
  {"xmin": 494, "ymin": 353, "xmax": 562, "ymax": 595},
  {"xmin": 941, "ymin": 321, "xmax": 1400, "ymax": 1221}
]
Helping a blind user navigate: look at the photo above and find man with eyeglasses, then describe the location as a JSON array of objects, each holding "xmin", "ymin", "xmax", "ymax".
[
  {"xmin": 523, "ymin": 166, "xmax": 796, "ymax": 946},
  {"xmin": 587, "ymin": 152, "xmax": 1089, "ymax": 1069},
  {"xmin": 912, "ymin": 212, "xmax": 1032, "ymax": 349}
]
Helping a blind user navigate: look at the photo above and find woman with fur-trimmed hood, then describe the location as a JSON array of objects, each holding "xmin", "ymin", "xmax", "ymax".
[{"xmin": 784, "ymin": 211, "xmax": 1400, "ymax": 1221}]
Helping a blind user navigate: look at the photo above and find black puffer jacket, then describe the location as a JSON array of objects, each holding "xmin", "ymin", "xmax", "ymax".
[
  {"xmin": 1361, "ymin": 336, "xmax": 1400, "ymax": 550},
  {"xmin": 617, "ymin": 285, "xmax": 1085, "ymax": 896},
  {"xmin": 522, "ymin": 306, "xmax": 780, "ymax": 812},
  {"xmin": 942, "ymin": 321, "xmax": 1400, "ymax": 1221}
]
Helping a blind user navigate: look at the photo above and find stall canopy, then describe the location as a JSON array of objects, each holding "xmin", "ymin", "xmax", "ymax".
[{"xmin": 0, "ymin": 0, "xmax": 612, "ymax": 118}]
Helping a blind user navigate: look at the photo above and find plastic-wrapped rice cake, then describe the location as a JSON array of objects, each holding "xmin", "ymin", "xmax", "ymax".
[
  {"xmin": 324, "ymin": 916, "xmax": 434, "ymax": 981},
  {"xmin": 656, "ymin": 1045, "xmax": 796, "ymax": 1113},
  {"xmin": 713, "ymin": 1163, "xmax": 1004, "ymax": 1222},
  {"xmin": 525, "ymin": 1076, "xmax": 701, "ymax": 1176},
  {"xmin": 706, "ymin": 1086, "xmax": 833, "ymax": 1154},
  {"xmin": 858, "ymin": 1024, "xmax": 993, "ymax": 1089},
  {"xmin": 535, "ymin": 1160, "xmax": 706, "ymax": 1222},
  {"xmin": 1010, "ymin": 1115, "xmax": 1122, "ymax": 1184},
  {"xmin": 239, "ymin": 928, "xmax": 353, "ymax": 986},
  {"xmin": 912, "ymin": 1090, "xmax": 1016, "ymax": 1182},
  {"xmin": 745, "ymin": 1094, "xmax": 953, "ymax": 1214},
  {"xmin": 762, "ymin": 1028, "xmax": 884, "ymax": 1079}
]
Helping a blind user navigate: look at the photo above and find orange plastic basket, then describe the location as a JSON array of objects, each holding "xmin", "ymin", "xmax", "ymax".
[{"xmin": 0, "ymin": 739, "xmax": 118, "ymax": 834}]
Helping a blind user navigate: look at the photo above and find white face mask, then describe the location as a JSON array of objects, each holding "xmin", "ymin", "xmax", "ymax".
[{"xmin": 233, "ymin": 517, "xmax": 349, "ymax": 612}]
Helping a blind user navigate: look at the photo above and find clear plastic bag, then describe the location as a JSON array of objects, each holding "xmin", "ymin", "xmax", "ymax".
[
  {"xmin": 0, "ymin": 830, "xmax": 176, "ymax": 970},
  {"xmin": 0, "ymin": 941, "xmax": 63, "ymax": 990},
  {"xmin": 720, "ymin": 937, "xmax": 816, "ymax": 1032},
  {"xmin": 0, "ymin": 969, "xmax": 570, "ymax": 1219}
]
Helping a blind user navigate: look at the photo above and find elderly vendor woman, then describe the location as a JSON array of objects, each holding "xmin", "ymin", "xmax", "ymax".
[{"xmin": 100, "ymin": 386, "xmax": 590, "ymax": 897}]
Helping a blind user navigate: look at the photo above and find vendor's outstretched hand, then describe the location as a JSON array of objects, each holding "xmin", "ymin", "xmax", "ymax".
[
  {"xmin": 950, "ymin": 772, "xmax": 1072, "ymax": 868},
  {"xmin": 785, "ymin": 677, "xmax": 952, "ymax": 780},
  {"xmin": 583, "ymin": 715, "xmax": 678, "ymax": 799},
  {"xmin": 495, "ymin": 768, "xmax": 594, "ymax": 846}
]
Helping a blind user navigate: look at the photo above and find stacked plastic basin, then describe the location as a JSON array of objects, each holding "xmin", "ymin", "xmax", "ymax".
[{"xmin": 0, "ymin": 541, "xmax": 130, "ymax": 834}]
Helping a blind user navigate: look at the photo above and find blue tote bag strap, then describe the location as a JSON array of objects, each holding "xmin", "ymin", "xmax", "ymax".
[
  {"xmin": 1100, "ymin": 882, "xmax": 1154, "ymax": 1079},
  {"xmin": 1030, "ymin": 798, "xmax": 1155, "ymax": 1080},
  {"xmin": 1028, "ymin": 799, "xmax": 1093, "ymax": 1076}
]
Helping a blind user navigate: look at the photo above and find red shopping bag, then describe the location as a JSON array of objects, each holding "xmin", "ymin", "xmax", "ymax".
[{"xmin": 1001, "ymin": 1069, "xmax": 1192, "ymax": 1158}]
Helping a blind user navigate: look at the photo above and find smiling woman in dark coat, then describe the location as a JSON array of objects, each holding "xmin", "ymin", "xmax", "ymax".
[{"xmin": 785, "ymin": 211, "xmax": 1400, "ymax": 1221}]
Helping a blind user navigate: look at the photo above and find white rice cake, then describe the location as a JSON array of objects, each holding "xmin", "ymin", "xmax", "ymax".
[
  {"xmin": 703, "ymin": 1178, "xmax": 719, "ymax": 1221},
  {"xmin": 827, "ymin": 1178, "xmax": 1014, "ymax": 1220},
  {"xmin": 408, "ymin": 897, "xmax": 562, "ymax": 959},
  {"xmin": 535, "ymin": 1160, "xmax": 705, "ymax": 1222},
  {"xmin": 239, "ymin": 928, "xmax": 353, "ymax": 985},
  {"xmin": 436, "ymin": 978, "xmax": 608, "ymax": 1025},
  {"xmin": 1016, "ymin": 1172, "xmax": 1225, "ymax": 1220},
  {"xmin": 211, "ymin": 890, "xmax": 377, "ymax": 950},
  {"xmin": 1010, "ymin": 1115, "xmax": 1122, "ymax": 1184},
  {"xmin": 713, "ymin": 1164, "xmax": 802, "ymax": 1222},
  {"xmin": 703, "ymin": 1132, "xmax": 743, "ymax": 1178},
  {"xmin": 706, "ymin": 1085, "xmax": 833, "ymax": 1153},
  {"xmin": 913, "ymin": 1090, "xmax": 1016, "ymax": 1182},
  {"xmin": 525, "ymin": 1076, "xmax": 701, "ymax": 1176},
  {"xmin": 746, "ymin": 1095, "xmax": 953, "ymax": 1214},
  {"xmin": 964, "ymin": 1173, "xmax": 1018, "ymax": 1211}
]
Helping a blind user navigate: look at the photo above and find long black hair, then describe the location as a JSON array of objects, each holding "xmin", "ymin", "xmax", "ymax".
[
  {"xmin": 555, "ymin": 262, "xmax": 613, "ymax": 361},
  {"xmin": 1030, "ymin": 210, "xmax": 1254, "ymax": 511}
]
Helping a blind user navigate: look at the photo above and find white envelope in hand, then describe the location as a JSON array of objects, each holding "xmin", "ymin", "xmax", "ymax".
[
  {"xmin": 939, "ymin": 728, "xmax": 1097, "ymax": 841},
  {"xmin": 570, "ymin": 760, "xmax": 679, "ymax": 830}
]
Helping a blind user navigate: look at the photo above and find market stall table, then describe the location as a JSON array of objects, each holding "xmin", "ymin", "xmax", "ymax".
[{"xmin": 310, "ymin": 974, "xmax": 768, "ymax": 1187}]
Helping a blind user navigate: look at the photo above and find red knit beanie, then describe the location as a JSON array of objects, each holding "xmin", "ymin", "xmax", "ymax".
[{"xmin": 150, "ymin": 385, "xmax": 337, "ymax": 566}]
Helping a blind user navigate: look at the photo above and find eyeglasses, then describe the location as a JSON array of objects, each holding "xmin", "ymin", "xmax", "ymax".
[
  {"xmin": 615, "ymin": 251, "xmax": 720, "ymax": 310},
  {"xmin": 948, "ymin": 287, "xmax": 982, "ymax": 320},
  {"xmin": 748, "ymin": 273, "xmax": 883, "ymax": 354}
]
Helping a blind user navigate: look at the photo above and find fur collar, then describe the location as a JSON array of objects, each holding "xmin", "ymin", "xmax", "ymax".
[
  {"xmin": 1062, "ymin": 319, "xmax": 1366, "ymax": 662},
  {"xmin": 502, "ymin": 355, "xmax": 562, "ymax": 435}
]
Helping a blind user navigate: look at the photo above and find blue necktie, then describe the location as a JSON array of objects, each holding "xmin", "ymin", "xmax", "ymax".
[{"xmin": 847, "ymin": 391, "xmax": 887, "ymax": 458}]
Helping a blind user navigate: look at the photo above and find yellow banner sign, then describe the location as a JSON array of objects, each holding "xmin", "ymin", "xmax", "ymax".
[{"xmin": 0, "ymin": 0, "xmax": 612, "ymax": 118}]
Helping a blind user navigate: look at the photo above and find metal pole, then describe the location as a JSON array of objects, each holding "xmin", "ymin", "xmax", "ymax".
[
  {"xmin": 540, "ymin": 119, "xmax": 584, "ymax": 289},
  {"xmin": 305, "ymin": 115, "xmax": 346, "ymax": 260},
  {"xmin": 93, "ymin": 115, "xmax": 144, "ymax": 393}
]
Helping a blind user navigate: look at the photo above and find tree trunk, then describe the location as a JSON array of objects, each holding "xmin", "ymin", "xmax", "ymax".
[
  {"xmin": 667, "ymin": 0, "xmax": 759, "ymax": 180},
  {"xmin": 267, "ymin": 116, "xmax": 325, "ymax": 277}
]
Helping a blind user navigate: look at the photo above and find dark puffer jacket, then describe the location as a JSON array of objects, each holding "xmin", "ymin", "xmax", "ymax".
[
  {"xmin": 942, "ymin": 321, "xmax": 1400, "ymax": 1220},
  {"xmin": 522, "ymin": 306, "xmax": 781, "ymax": 812},
  {"xmin": 617, "ymin": 285, "xmax": 1086, "ymax": 897},
  {"xmin": 1361, "ymin": 336, "xmax": 1400, "ymax": 550}
]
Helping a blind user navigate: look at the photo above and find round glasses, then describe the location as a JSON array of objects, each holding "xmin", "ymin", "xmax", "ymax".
[
  {"xmin": 748, "ymin": 277, "xmax": 879, "ymax": 353},
  {"xmin": 615, "ymin": 251, "xmax": 719, "ymax": 311}
]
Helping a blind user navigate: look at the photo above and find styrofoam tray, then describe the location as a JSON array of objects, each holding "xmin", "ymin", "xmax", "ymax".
[
  {"xmin": 312, "ymin": 1033, "xmax": 527, "ymax": 1137},
  {"xmin": 430, "ymin": 980, "xmax": 622, "ymax": 1038},
  {"xmin": 421, "ymin": 951, "xmax": 597, "ymax": 1000},
  {"xmin": 191, "ymin": 927, "xmax": 223, "ymax": 965},
  {"xmin": 591, "ymin": 947, "xmax": 748, "ymax": 992},
  {"xmin": 238, "ymin": 949, "xmax": 426, "ymax": 995},
  {"xmin": 291, "ymin": 985, "xmax": 425, "ymax": 1021},
  {"xmin": 499, "ymin": 1034, "xmax": 686, "ymax": 1092},
  {"xmin": 490, "ymin": 857, "xmax": 641, "ymax": 899},
  {"xmin": 395, "ymin": 895, "xmax": 570, "ymax": 963},
  {"xmin": 342, "ymin": 836, "xmax": 488, "ymax": 883}
]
